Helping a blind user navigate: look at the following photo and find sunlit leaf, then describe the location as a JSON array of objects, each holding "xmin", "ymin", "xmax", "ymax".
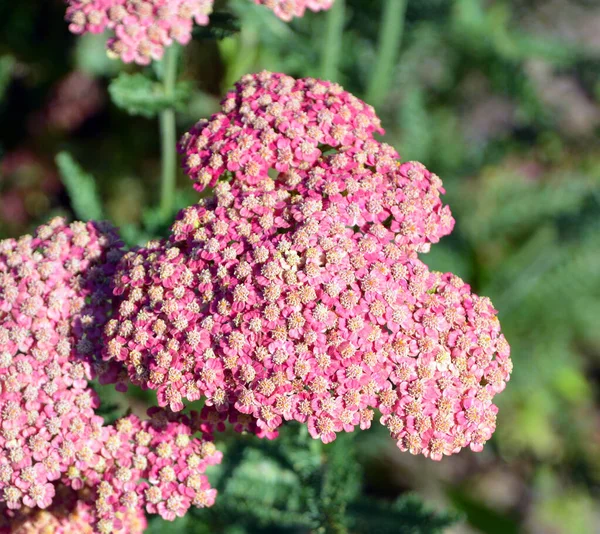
[{"xmin": 109, "ymin": 72, "xmax": 193, "ymax": 118}]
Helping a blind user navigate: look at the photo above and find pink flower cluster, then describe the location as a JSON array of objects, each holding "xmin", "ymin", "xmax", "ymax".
[
  {"xmin": 179, "ymin": 72, "xmax": 387, "ymax": 192},
  {"xmin": 42, "ymin": 71, "xmax": 105, "ymax": 133},
  {"xmin": 104, "ymin": 71, "xmax": 512, "ymax": 459},
  {"xmin": 73, "ymin": 411, "xmax": 221, "ymax": 530},
  {"xmin": 0, "ymin": 219, "xmax": 222, "ymax": 531},
  {"xmin": 0, "ymin": 218, "xmax": 122, "ymax": 509},
  {"xmin": 0, "ymin": 68, "xmax": 512, "ymax": 530},
  {"xmin": 65, "ymin": 0, "xmax": 214, "ymax": 64},
  {"xmin": 64, "ymin": 0, "xmax": 337, "ymax": 65},
  {"xmin": 251, "ymin": 0, "xmax": 335, "ymax": 22},
  {"xmin": 0, "ymin": 485, "xmax": 146, "ymax": 534}
]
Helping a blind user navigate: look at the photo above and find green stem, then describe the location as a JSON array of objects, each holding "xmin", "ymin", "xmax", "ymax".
[
  {"xmin": 159, "ymin": 44, "xmax": 179, "ymax": 222},
  {"xmin": 320, "ymin": 0, "xmax": 346, "ymax": 81},
  {"xmin": 365, "ymin": 0, "xmax": 407, "ymax": 108}
]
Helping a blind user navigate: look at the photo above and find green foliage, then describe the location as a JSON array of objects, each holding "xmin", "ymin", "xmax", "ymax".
[
  {"xmin": 317, "ymin": 436, "xmax": 362, "ymax": 533},
  {"xmin": 447, "ymin": 489, "xmax": 518, "ymax": 534},
  {"xmin": 452, "ymin": 0, "xmax": 581, "ymax": 64},
  {"xmin": 461, "ymin": 173, "xmax": 599, "ymax": 243},
  {"xmin": 74, "ymin": 33, "xmax": 121, "ymax": 77},
  {"xmin": 118, "ymin": 188, "xmax": 200, "ymax": 246},
  {"xmin": 398, "ymin": 87, "xmax": 432, "ymax": 163},
  {"xmin": 365, "ymin": 0, "xmax": 407, "ymax": 107},
  {"xmin": 55, "ymin": 152, "xmax": 104, "ymax": 221},
  {"xmin": 109, "ymin": 72, "xmax": 193, "ymax": 118},
  {"xmin": 193, "ymin": 12, "xmax": 241, "ymax": 40},
  {"xmin": 426, "ymin": 161, "xmax": 600, "ymax": 473},
  {"xmin": 147, "ymin": 426, "xmax": 456, "ymax": 534},
  {"xmin": 320, "ymin": 0, "xmax": 346, "ymax": 81},
  {"xmin": 350, "ymin": 494, "xmax": 458, "ymax": 534},
  {"xmin": 0, "ymin": 55, "xmax": 14, "ymax": 102},
  {"xmin": 146, "ymin": 516, "xmax": 192, "ymax": 534}
]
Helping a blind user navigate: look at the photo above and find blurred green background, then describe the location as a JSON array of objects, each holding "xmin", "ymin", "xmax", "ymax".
[{"xmin": 1, "ymin": 0, "xmax": 600, "ymax": 532}]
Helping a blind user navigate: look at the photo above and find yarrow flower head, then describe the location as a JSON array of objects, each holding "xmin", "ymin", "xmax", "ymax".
[
  {"xmin": 74, "ymin": 411, "xmax": 222, "ymax": 530},
  {"xmin": 106, "ymin": 70, "xmax": 512, "ymax": 458},
  {"xmin": 65, "ymin": 0, "xmax": 215, "ymax": 64},
  {"xmin": 0, "ymin": 217, "xmax": 223, "ymax": 529},
  {"xmin": 251, "ymin": 0, "xmax": 335, "ymax": 22},
  {"xmin": 0, "ymin": 217, "xmax": 124, "ymax": 511},
  {"xmin": 0, "ymin": 485, "xmax": 146, "ymax": 534},
  {"xmin": 178, "ymin": 71, "xmax": 388, "ymax": 192}
]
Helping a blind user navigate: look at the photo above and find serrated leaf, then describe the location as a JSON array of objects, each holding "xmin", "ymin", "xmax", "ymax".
[
  {"xmin": 108, "ymin": 72, "xmax": 192, "ymax": 118},
  {"xmin": 193, "ymin": 12, "xmax": 241, "ymax": 40},
  {"xmin": 55, "ymin": 152, "xmax": 104, "ymax": 221}
]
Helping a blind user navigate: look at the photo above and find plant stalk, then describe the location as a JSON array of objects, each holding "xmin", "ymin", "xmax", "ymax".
[
  {"xmin": 320, "ymin": 0, "xmax": 346, "ymax": 81},
  {"xmin": 159, "ymin": 44, "xmax": 179, "ymax": 222},
  {"xmin": 365, "ymin": 0, "xmax": 407, "ymax": 108}
]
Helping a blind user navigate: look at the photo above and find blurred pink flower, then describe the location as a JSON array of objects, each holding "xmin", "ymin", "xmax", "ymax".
[
  {"xmin": 65, "ymin": 1, "xmax": 337, "ymax": 65},
  {"xmin": 0, "ymin": 150, "xmax": 60, "ymax": 231},
  {"xmin": 252, "ymin": 0, "xmax": 335, "ymax": 21},
  {"xmin": 65, "ymin": 0, "xmax": 215, "ymax": 65},
  {"xmin": 43, "ymin": 71, "xmax": 105, "ymax": 132}
]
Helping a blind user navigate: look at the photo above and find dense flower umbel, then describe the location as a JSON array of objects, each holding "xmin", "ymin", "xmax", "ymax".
[
  {"xmin": 72, "ymin": 412, "xmax": 221, "ymax": 531},
  {"xmin": 65, "ymin": 0, "xmax": 214, "ymax": 65},
  {"xmin": 0, "ymin": 484, "xmax": 146, "ymax": 534},
  {"xmin": 178, "ymin": 71, "xmax": 388, "ymax": 192},
  {"xmin": 102, "ymin": 155, "xmax": 511, "ymax": 458},
  {"xmin": 107, "ymin": 70, "xmax": 510, "ymax": 458},
  {"xmin": 0, "ymin": 218, "xmax": 124, "ymax": 510},
  {"xmin": 0, "ymin": 217, "xmax": 223, "ymax": 529},
  {"xmin": 252, "ymin": 0, "xmax": 334, "ymax": 22}
]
